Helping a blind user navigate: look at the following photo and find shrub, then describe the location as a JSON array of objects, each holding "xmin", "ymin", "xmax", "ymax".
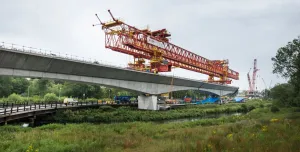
[
  {"xmin": 259, "ymin": 104, "xmax": 264, "ymax": 108},
  {"xmin": 59, "ymin": 96, "xmax": 68, "ymax": 102},
  {"xmin": 32, "ymin": 95, "xmax": 42, "ymax": 103},
  {"xmin": 241, "ymin": 104, "xmax": 248, "ymax": 112},
  {"xmin": 130, "ymin": 97, "xmax": 137, "ymax": 102},
  {"xmin": 293, "ymin": 108, "xmax": 300, "ymax": 112},
  {"xmin": 0, "ymin": 125, "xmax": 21, "ymax": 132},
  {"xmin": 248, "ymin": 105, "xmax": 256, "ymax": 111},
  {"xmin": 86, "ymin": 98, "xmax": 98, "ymax": 102},
  {"xmin": 270, "ymin": 105, "xmax": 280, "ymax": 113},
  {"xmin": 38, "ymin": 124, "xmax": 64, "ymax": 131},
  {"xmin": 23, "ymin": 97, "xmax": 30, "ymax": 103},
  {"xmin": 99, "ymin": 106, "xmax": 115, "ymax": 112},
  {"xmin": 44, "ymin": 93, "xmax": 58, "ymax": 103},
  {"xmin": 7, "ymin": 93, "xmax": 23, "ymax": 103},
  {"xmin": 0, "ymin": 97, "xmax": 7, "ymax": 103}
]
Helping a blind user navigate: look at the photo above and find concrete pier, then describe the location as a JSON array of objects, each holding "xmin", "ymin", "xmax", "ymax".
[{"xmin": 138, "ymin": 95, "xmax": 158, "ymax": 110}]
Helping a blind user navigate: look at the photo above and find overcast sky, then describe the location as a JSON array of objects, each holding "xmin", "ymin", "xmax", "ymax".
[{"xmin": 1, "ymin": 0, "xmax": 299, "ymax": 91}]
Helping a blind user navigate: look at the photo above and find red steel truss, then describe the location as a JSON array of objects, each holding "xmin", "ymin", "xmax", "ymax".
[{"xmin": 94, "ymin": 10, "xmax": 239, "ymax": 84}]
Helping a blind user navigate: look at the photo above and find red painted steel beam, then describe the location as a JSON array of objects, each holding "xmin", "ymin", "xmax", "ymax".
[{"xmin": 98, "ymin": 12, "xmax": 239, "ymax": 82}]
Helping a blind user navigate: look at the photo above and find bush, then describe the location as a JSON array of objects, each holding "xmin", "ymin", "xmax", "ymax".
[
  {"xmin": 86, "ymin": 98, "xmax": 98, "ymax": 102},
  {"xmin": 130, "ymin": 97, "xmax": 137, "ymax": 102},
  {"xmin": 241, "ymin": 104, "xmax": 248, "ymax": 112},
  {"xmin": 44, "ymin": 93, "xmax": 58, "ymax": 103},
  {"xmin": 293, "ymin": 108, "xmax": 300, "ymax": 112},
  {"xmin": 259, "ymin": 104, "xmax": 264, "ymax": 108},
  {"xmin": 38, "ymin": 124, "xmax": 64, "ymax": 131},
  {"xmin": 59, "ymin": 96, "xmax": 68, "ymax": 102},
  {"xmin": 99, "ymin": 106, "xmax": 115, "ymax": 112},
  {"xmin": 270, "ymin": 105, "xmax": 280, "ymax": 113},
  {"xmin": 248, "ymin": 105, "xmax": 256, "ymax": 111},
  {"xmin": 0, "ymin": 98, "xmax": 7, "ymax": 103},
  {"xmin": 7, "ymin": 93, "xmax": 23, "ymax": 103},
  {"xmin": 31, "ymin": 95, "xmax": 42, "ymax": 103}
]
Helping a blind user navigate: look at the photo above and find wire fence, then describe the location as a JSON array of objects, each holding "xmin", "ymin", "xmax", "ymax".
[{"xmin": 0, "ymin": 41, "xmax": 215, "ymax": 84}]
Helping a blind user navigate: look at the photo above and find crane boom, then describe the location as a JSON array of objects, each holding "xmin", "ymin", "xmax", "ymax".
[
  {"xmin": 94, "ymin": 10, "xmax": 239, "ymax": 84},
  {"xmin": 247, "ymin": 68, "xmax": 252, "ymax": 92},
  {"xmin": 252, "ymin": 59, "xmax": 259, "ymax": 91}
]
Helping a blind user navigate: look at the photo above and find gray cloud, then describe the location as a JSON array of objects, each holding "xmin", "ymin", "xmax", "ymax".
[{"xmin": 1, "ymin": 0, "xmax": 299, "ymax": 91}]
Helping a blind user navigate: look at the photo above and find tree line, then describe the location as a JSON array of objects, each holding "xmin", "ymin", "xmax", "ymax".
[
  {"xmin": 0, "ymin": 77, "xmax": 207, "ymax": 103},
  {"xmin": 270, "ymin": 35, "xmax": 300, "ymax": 107}
]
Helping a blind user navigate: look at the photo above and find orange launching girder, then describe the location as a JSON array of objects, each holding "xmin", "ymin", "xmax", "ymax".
[{"xmin": 94, "ymin": 10, "xmax": 239, "ymax": 84}]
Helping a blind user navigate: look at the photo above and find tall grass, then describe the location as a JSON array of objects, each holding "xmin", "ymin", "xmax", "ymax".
[
  {"xmin": 0, "ymin": 106, "xmax": 299, "ymax": 152},
  {"xmin": 53, "ymin": 101, "xmax": 267, "ymax": 123}
]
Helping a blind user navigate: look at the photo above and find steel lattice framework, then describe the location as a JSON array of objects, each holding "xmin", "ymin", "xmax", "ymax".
[{"xmin": 94, "ymin": 10, "xmax": 239, "ymax": 84}]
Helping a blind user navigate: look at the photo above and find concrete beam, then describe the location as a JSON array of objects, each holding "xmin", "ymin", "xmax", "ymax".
[
  {"xmin": 0, "ymin": 47, "xmax": 239, "ymax": 92},
  {"xmin": 0, "ymin": 68, "xmax": 235, "ymax": 95}
]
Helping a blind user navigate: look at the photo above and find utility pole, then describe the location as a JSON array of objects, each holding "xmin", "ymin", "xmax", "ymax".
[
  {"xmin": 27, "ymin": 86, "xmax": 30, "ymax": 100},
  {"xmin": 109, "ymin": 89, "xmax": 111, "ymax": 99},
  {"xmin": 59, "ymin": 87, "xmax": 61, "ymax": 101}
]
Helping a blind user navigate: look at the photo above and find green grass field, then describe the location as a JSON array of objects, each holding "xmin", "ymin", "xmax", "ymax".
[{"xmin": 1, "ymin": 101, "xmax": 299, "ymax": 152}]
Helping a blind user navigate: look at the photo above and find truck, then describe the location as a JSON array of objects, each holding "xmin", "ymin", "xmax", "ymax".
[{"xmin": 114, "ymin": 96, "xmax": 137, "ymax": 104}]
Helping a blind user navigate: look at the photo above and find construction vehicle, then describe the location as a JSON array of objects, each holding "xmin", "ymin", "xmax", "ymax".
[
  {"xmin": 93, "ymin": 10, "xmax": 239, "ymax": 84},
  {"xmin": 114, "ymin": 96, "xmax": 137, "ymax": 104}
]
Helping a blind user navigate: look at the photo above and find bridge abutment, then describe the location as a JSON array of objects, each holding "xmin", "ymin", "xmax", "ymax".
[{"xmin": 138, "ymin": 95, "xmax": 158, "ymax": 110}]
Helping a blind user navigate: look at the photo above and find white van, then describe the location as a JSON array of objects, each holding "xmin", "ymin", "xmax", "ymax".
[{"xmin": 63, "ymin": 98, "xmax": 78, "ymax": 104}]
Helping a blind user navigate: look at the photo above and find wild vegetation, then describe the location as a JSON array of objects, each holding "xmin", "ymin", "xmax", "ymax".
[
  {"xmin": 53, "ymin": 100, "xmax": 269, "ymax": 123},
  {"xmin": 1, "ymin": 104, "xmax": 299, "ymax": 152}
]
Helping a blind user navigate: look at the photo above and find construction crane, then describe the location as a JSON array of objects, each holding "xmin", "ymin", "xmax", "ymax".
[
  {"xmin": 247, "ymin": 68, "xmax": 252, "ymax": 93},
  {"xmin": 252, "ymin": 59, "xmax": 259, "ymax": 92},
  {"xmin": 247, "ymin": 59, "xmax": 259, "ymax": 96},
  {"xmin": 93, "ymin": 10, "xmax": 239, "ymax": 84}
]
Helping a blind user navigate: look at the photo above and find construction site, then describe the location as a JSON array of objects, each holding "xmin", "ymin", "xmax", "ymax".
[
  {"xmin": 1, "ymin": 1, "xmax": 299, "ymax": 151},
  {"xmin": 91, "ymin": 10, "xmax": 243, "ymax": 105},
  {"xmin": 91, "ymin": 10, "xmax": 272, "ymax": 105}
]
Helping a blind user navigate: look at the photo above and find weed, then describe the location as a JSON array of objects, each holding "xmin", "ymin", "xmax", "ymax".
[{"xmin": 271, "ymin": 105, "xmax": 280, "ymax": 113}]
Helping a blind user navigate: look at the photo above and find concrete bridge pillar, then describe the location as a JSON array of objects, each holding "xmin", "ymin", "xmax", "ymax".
[{"xmin": 138, "ymin": 95, "xmax": 158, "ymax": 110}]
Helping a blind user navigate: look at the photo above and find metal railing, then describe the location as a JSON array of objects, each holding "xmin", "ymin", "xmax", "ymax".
[
  {"xmin": 0, "ymin": 41, "xmax": 223, "ymax": 85},
  {"xmin": 0, "ymin": 41, "xmax": 129, "ymax": 69},
  {"xmin": 0, "ymin": 101, "xmax": 137, "ymax": 116}
]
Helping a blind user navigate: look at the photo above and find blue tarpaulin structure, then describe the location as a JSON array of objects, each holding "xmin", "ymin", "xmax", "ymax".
[
  {"xmin": 234, "ymin": 97, "xmax": 245, "ymax": 102},
  {"xmin": 196, "ymin": 97, "xmax": 220, "ymax": 104}
]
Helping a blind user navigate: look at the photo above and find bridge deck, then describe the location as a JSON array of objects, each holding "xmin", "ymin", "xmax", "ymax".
[
  {"xmin": 0, "ymin": 45, "xmax": 239, "ymax": 93},
  {"xmin": 0, "ymin": 102, "xmax": 137, "ymax": 124}
]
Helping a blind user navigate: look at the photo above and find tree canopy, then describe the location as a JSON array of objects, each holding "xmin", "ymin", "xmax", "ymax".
[
  {"xmin": 0, "ymin": 76, "xmax": 207, "ymax": 102},
  {"xmin": 271, "ymin": 37, "xmax": 300, "ymax": 78},
  {"xmin": 271, "ymin": 36, "xmax": 300, "ymax": 106}
]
